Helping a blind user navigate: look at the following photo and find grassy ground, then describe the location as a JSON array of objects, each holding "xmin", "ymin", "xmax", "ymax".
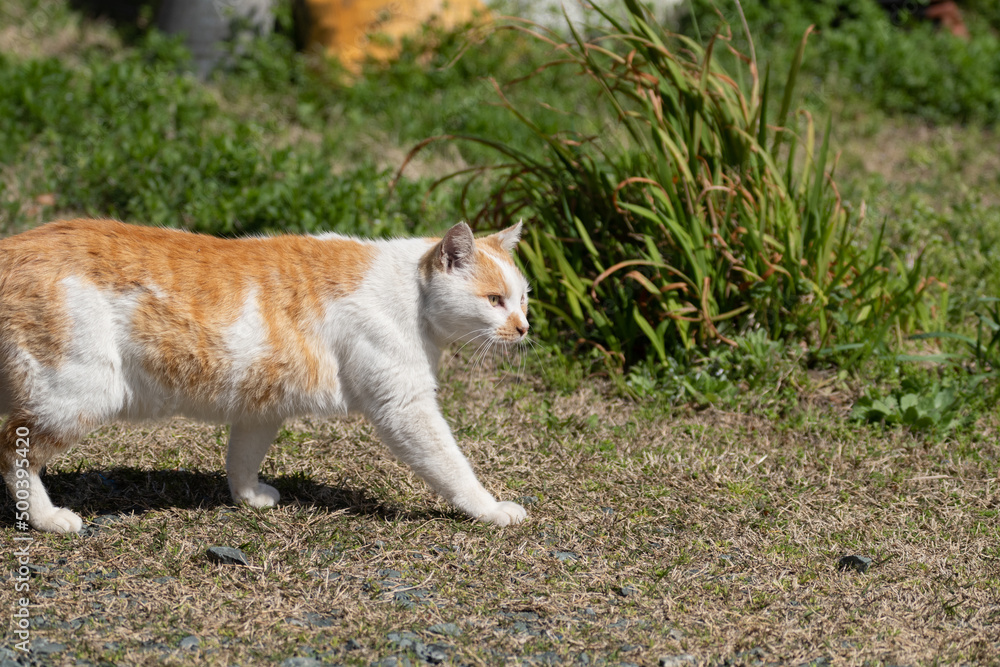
[
  {"xmin": 2, "ymin": 354, "xmax": 999, "ymax": 666},
  {"xmin": 2, "ymin": 1, "xmax": 1000, "ymax": 666}
]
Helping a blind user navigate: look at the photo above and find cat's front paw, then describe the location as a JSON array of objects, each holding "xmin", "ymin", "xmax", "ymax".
[
  {"xmin": 31, "ymin": 507, "xmax": 83, "ymax": 534},
  {"xmin": 478, "ymin": 501, "xmax": 527, "ymax": 526},
  {"xmin": 233, "ymin": 483, "xmax": 280, "ymax": 509}
]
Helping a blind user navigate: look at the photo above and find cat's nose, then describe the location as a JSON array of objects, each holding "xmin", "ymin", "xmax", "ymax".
[{"xmin": 516, "ymin": 322, "xmax": 529, "ymax": 336}]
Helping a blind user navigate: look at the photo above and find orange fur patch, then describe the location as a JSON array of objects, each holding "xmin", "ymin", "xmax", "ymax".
[
  {"xmin": 478, "ymin": 236, "xmax": 518, "ymax": 268},
  {"xmin": 498, "ymin": 311, "xmax": 527, "ymax": 340},
  {"xmin": 0, "ymin": 219, "xmax": 376, "ymax": 410}
]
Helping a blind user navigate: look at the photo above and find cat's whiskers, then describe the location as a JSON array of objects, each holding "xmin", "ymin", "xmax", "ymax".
[{"xmin": 449, "ymin": 328, "xmax": 494, "ymax": 361}]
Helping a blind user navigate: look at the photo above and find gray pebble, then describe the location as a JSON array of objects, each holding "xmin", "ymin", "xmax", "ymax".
[
  {"xmin": 178, "ymin": 635, "xmax": 199, "ymax": 650},
  {"xmin": 617, "ymin": 584, "xmax": 639, "ymax": 597},
  {"xmin": 519, "ymin": 495, "xmax": 539, "ymax": 505},
  {"xmin": 207, "ymin": 546, "xmax": 250, "ymax": 566},
  {"xmin": 374, "ymin": 657, "xmax": 412, "ymax": 667},
  {"xmin": 552, "ymin": 551, "xmax": 579, "ymax": 562},
  {"xmin": 659, "ymin": 656, "xmax": 697, "ymax": 667},
  {"xmin": 387, "ymin": 631, "xmax": 421, "ymax": 650},
  {"xmin": 24, "ymin": 563, "xmax": 48, "ymax": 577},
  {"xmin": 30, "ymin": 639, "xmax": 65, "ymax": 655},
  {"xmin": 280, "ymin": 659, "xmax": 324, "ymax": 667},
  {"xmin": 417, "ymin": 643, "xmax": 449, "ymax": 664},
  {"xmin": 92, "ymin": 514, "xmax": 122, "ymax": 527},
  {"xmin": 427, "ymin": 622, "xmax": 462, "ymax": 637},
  {"xmin": 837, "ymin": 555, "xmax": 873, "ymax": 574}
]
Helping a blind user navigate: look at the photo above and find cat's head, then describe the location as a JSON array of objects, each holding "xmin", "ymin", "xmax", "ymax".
[{"xmin": 420, "ymin": 222, "xmax": 530, "ymax": 348}]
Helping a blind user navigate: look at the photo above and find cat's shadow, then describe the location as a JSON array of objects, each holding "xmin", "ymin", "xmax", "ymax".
[{"xmin": 0, "ymin": 467, "xmax": 440, "ymax": 527}]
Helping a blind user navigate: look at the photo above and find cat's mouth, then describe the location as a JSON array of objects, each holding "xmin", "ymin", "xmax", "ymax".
[{"xmin": 494, "ymin": 332, "xmax": 528, "ymax": 345}]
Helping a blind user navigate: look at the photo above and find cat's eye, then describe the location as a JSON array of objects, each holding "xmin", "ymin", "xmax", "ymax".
[{"xmin": 488, "ymin": 294, "xmax": 504, "ymax": 307}]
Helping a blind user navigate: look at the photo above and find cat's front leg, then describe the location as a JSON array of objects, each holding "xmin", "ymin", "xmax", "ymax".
[
  {"xmin": 370, "ymin": 396, "xmax": 526, "ymax": 526},
  {"xmin": 226, "ymin": 422, "xmax": 281, "ymax": 508}
]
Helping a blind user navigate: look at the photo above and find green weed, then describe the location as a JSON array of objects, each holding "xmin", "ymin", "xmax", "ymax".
[{"xmin": 402, "ymin": 0, "xmax": 935, "ymax": 372}]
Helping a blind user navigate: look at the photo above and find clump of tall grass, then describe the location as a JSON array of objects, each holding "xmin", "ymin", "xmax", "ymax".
[{"xmin": 400, "ymin": 0, "xmax": 935, "ymax": 368}]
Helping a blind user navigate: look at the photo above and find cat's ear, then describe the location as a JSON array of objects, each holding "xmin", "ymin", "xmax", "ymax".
[
  {"xmin": 494, "ymin": 220, "xmax": 523, "ymax": 252},
  {"xmin": 440, "ymin": 222, "xmax": 476, "ymax": 273}
]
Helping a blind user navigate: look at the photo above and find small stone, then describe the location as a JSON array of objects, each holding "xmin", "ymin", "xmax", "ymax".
[
  {"xmin": 152, "ymin": 576, "xmax": 176, "ymax": 584},
  {"xmin": 374, "ymin": 658, "xmax": 411, "ymax": 667},
  {"xmin": 178, "ymin": 636, "xmax": 199, "ymax": 650},
  {"xmin": 519, "ymin": 495, "xmax": 539, "ymax": 506},
  {"xmin": 29, "ymin": 639, "xmax": 65, "ymax": 655},
  {"xmin": 394, "ymin": 592, "xmax": 418, "ymax": 609},
  {"xmin": 379, "ymin": 569, "xmax": 402, "ymax": 579},
  {"xmin": 139, "ymin": 640, "xmax": 171, "ymax": 653},
  {"xmin": 302, "ymin": 612, "xmax": 335, "ymax": 628},
  {"xmin": 344, "ymin": 639, "xmax": 362, "ymax": 651},
  {"xmin": 417, "ymin": 643, "xmax": 450, "ymax": 664},
  {"xmin": 837, "ymin": 555, "xmax": 873, "ymax": 574},
  {"xmin": 280, "ymin": 659, "xmax": 323, "ymax": 667},
  {"xmin": 207, "ymin": 546, "xmax": 250, "ymax": 566},
  {"xmin": 617, "ymin": 584, "xmax": 639, "ymax": 597},
  {"xmin": 552, "ymin": 550, "xmax": 579, "ymax": 562},
  {"xmin": 24, "ymin": 563, "xmax": 48, "ymax": 577},
  {"xmin": 427, "ymin": 622, "xmax": 462, "ymax": 637},
  {"xmin": 668, "ymin": 627, "xmax": 684, "ymax": 642},
  {"xmin": 387, "ymin": 631, "xmax": 421, "ymax": 650},
  {"xmin": 659, "ymin": 655, "xmax": 697, "ymax": 667},
  {"xmin": 92, "ymin": 514, "xmax": 122, "ymax": 527}
]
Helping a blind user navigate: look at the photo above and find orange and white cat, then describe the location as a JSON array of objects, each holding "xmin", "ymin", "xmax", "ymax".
[{"xmin": 0, "ymin": 219, "xmax": 529, "ymax": 533}]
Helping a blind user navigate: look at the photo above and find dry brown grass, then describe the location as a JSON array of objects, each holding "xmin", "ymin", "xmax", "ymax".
[{"xmin": 1, "ymin": 354, "xmax": 999, "ymax": 666}]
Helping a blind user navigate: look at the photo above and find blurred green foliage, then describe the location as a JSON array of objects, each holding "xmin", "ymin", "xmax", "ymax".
[{"xmin": 683, "ymin": 0, "xmax": 1000, "ymax": 124}]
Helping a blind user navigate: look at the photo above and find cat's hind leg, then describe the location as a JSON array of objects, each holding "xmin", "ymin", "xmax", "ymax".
[
  {"xmin": 226, "ymin": 422, "xmax": 281, "ymax": 508},
  {"xmin": 1, "ymin": 414, "xmax": 83, "ymax": 533}
]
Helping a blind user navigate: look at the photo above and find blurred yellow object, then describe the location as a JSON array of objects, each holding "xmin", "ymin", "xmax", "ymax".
[{"xmin": 296, "ymin": 0, "xmax": 488, "ymax": 71}]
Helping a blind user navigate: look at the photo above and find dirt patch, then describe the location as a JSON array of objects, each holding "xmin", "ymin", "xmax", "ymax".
[{"xmin": 835, "ymin": 109, "xmax": 1000, "ymax": 207}]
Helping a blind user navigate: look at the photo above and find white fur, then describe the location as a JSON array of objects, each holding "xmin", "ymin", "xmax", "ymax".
[{"xmin": 3, "ymin": 224, "xmax": 530, "ymax": 532}]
